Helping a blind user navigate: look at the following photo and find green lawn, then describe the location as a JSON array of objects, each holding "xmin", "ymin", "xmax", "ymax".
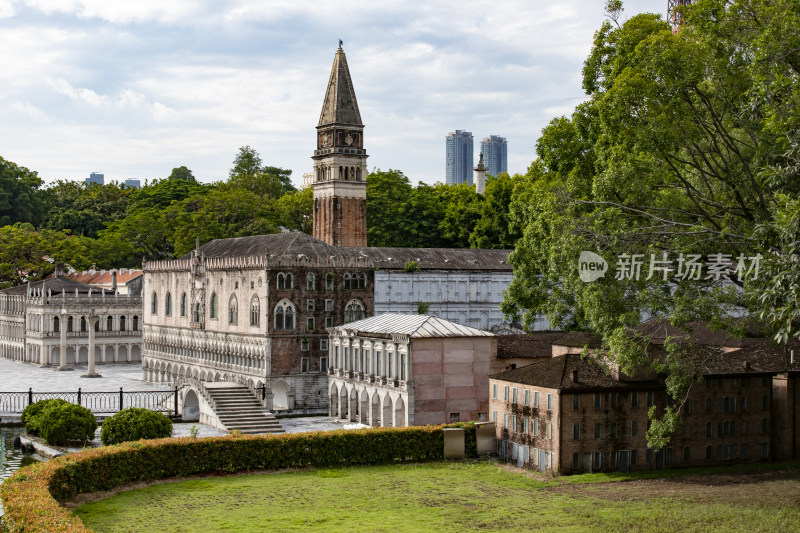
[{"xmin": 74, "ymin": 461, "xmax": 800, "ymax": 532}]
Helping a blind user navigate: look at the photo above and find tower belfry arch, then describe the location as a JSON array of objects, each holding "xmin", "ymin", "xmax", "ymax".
[{"xmin": 312, "ymin": 43, "xmax": 368, "ymax": 247}]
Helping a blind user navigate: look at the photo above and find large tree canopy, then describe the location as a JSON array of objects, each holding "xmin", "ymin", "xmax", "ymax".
[
  {"xmin": 502, "ymin": 0, "xmax": 800, "ymax": 447},
  {"xmin": 0, "ymin": 157, "xmax": 45, "ymax": 227}
]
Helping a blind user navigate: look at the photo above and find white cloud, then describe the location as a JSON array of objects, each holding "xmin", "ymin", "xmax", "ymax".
[{"xmin": 0, "ymin": 0, "xmax": 668, "ymax": 185}]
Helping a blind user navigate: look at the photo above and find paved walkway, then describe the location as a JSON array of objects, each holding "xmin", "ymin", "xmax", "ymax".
[
  {"xmin": 0, "ymin": 358, "xmax": 365, "ymax": 435},
  {"xmin": 0, "ymin": 358, "xmax": 151, "ymax": 392}
]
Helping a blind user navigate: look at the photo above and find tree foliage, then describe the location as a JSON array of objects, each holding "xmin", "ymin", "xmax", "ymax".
[{"xmin": 502, "ymin": 0, "xmax": 800, "ymax": 448}]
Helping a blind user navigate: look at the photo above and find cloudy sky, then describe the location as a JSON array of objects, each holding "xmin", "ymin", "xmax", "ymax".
[{"xmin": 1, "ymin": 0, "xmax": 666, "ymax": 187}]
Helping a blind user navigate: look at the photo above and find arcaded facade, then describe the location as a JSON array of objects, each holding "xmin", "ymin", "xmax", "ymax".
[
  {"xmin": 0, "ymin": 275, "xmax": 143, "ymax": 367},
  {"xmin": 327, "ymin": 314, "xmax": 496, "ymax": 427}
]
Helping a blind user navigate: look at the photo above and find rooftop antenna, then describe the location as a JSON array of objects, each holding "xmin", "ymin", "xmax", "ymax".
[{"xmin": 668, "ymin": 0, "xmax": 692, "ymax": 32}]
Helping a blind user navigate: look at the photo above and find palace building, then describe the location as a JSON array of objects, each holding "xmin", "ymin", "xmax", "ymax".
[
  {"xmin": 141, "ymin": 44, "xmax": 518, "ymax": 419},
  {"xmin": 0, "ymin": 267, "xmax": 143, "ymax": 368}
]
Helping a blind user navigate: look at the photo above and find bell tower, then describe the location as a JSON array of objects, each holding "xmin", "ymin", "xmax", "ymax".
[{"xmin": 312, "ymin": 42, "xmax": 368, "ymax": 247}]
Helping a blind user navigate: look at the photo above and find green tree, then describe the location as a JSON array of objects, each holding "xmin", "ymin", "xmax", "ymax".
[
  {"xmin": 366, "ymin": 169, "xmax": 414, "ymax": 247},
  {"xmin": 0, "ymin": 157, "xmax": 45, "ymax": 227},
  {"xmin": 469, "ymin": 173, "xmax": 522, "ymax": 249},
  {"xmin": 42, "ymin": 180, "xmax": 132, "ymax": 238},
  {"xmin": 167, "ymin": 166, "xmax": 196, "ymax": 182},
  {"xmin": 0, "ymin": 225, "xmax": 95, "ymax": 288},
  {"xmin": 274, "ymin": 187, "xmax": 313, "ymax": 233},
  {"xmin": 229, "ymin": 145, "xmax": 263, "ymax": 178},
  {"xmin": 502, "ymin": 0, "xmax": 800, "ymax": 448},
  {"xmin": 437, "ymin": 183, "xmax": 484, "ymax": 248}
]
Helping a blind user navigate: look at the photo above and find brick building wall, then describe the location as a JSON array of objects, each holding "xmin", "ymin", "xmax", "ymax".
[{"xmin": 489, "ymin": 372, "xmax": 778, "ymax": 475}]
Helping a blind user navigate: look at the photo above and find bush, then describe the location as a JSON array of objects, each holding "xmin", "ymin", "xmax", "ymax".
[
  {"xmin": 21, "ymin": 399, "xmax": 71, "ymax": 436},
  {"xmin": 101, "ymin": 408, "xmax": 173, "ymax": 445},
  {"xmin": 38, "ymin": 403, "xmax": 97, "ymax": 446}
]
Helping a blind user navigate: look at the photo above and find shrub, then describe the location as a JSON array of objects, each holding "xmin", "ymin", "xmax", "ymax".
[
  {"xmin": 100, "ymin": 408, "xmax": 173, "ymax": 445},
  {"xmin": 38, "ymin": 403, "xmax": 97, "ymax": 446},
  {"xmin": 21, "ymin": 399, "xmax": 71, "ymax": 436}
]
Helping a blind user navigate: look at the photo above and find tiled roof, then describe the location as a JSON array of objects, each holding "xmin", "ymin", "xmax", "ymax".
[
  {"xmin": 632, "ymin": 318, "xmax": 785, "ymax": 349},
  {"xmin": 490, "ymin": 354, "xmax": 663, "ymax": 392},
  {"xmin": 497, "ymin": 332, "xmax": 565, "ymax": 359},
  {"xmin": 329, "ymin": 313, "xmax": 494, "ymax": 338},
  {"xmin": 1, "ymin": 277, "xmax": 106, "ymax": 295},
  {"xmin": 191, "ymin": 232, "xmax": 512, "ymax": 272},
  {"xmin": 350, "ymin": 246, "xmax": 511, "ymax": 271},
  {"xmin": 553, "ymin": 331, "xmax": 603, "ymax": 349},
  {"xmin": 65, "ymin": 268, "xmax": 143, "ymax": 286}
]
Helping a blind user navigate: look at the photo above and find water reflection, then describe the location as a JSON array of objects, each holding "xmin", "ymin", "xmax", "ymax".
[{"xmin": 1, "ymin": 427, "xmax": 41, "ymax": 518}]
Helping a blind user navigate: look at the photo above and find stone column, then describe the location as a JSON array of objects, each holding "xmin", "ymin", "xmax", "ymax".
[
  {"xmin": 56, "ymin": 311, "xmax": 72, "ymax": 371},
  {"xmin": 82, "ymin": 314, "xmax": 101, "ymax": 378}
]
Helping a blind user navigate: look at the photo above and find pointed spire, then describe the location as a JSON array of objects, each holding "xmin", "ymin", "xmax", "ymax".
[{"xmin": 318, "ymin": 44, "xmax": 362, "ymax": 126}]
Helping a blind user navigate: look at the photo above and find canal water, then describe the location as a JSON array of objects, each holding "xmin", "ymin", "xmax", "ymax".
[{"xmin": 0, "ymin": 427, "xmax": 41, "ymax": 519}]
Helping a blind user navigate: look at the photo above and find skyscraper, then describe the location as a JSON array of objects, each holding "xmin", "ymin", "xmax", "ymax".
[
  {"xmin": 86, "ymin": 172, "xmax": 104, "ymax": 185},
  {"xmin": 480, "ymin": 135, "xmax": 508, "ymax": 177},
  {"xmin": 445, "ymin": 130, "xmax": 473, "ymax": 185}
]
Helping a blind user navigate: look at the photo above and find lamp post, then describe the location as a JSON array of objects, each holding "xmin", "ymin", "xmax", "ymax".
[{"xmin": 82, "ymin": 311, "xmax": 101, "ymax": 378}]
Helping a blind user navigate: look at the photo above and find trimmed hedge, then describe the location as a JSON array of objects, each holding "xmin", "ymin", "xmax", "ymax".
[
  {"xmin": 0, "ymin": 424, "xmax": 478, "ymax": 533},
  {"xmin": 100, "ymin": 408, "xmax": 173, "ymax": 445}
]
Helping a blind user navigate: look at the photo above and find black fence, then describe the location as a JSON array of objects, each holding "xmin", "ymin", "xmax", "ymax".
[{"xmin": 0, "ymin": 388, "xmax": 178, "ymax": 416}]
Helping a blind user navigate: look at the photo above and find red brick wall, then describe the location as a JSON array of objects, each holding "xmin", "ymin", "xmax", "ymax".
[{"xmin": 313, "ymin": 196, "xmax": 366, "ymax": 247}]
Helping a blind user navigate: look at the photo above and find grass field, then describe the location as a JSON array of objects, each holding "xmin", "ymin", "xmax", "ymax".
[{"xmin": 74, "ymin": 461, "xmax": 800, "ymax": 532}]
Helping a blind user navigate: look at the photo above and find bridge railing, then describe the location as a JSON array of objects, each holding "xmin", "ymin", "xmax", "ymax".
[{"xmin": 0, "ymin": 388, "xmax": 178, "ymax": 416}]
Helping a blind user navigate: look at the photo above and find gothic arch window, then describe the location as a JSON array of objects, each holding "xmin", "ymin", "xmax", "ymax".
[
  {"xmin": 210, "ymin": 292, "xmax": 218, "ymax": 319},
  {"xmin": 165, "ymin": 292, "xmax": 172, "ymax": 316},
  {"xmin": 326, "ymin": 272, "xmax": 334, "ymax": 291},
  {"xmin": 151, "ymin": 291, "xmax": 158, "ymax": 314},
  {"xmin": 180, "ymin": 292, "xmax": 187, "ymax": 317},
  {"xmin": 277, "ymin": 273, "xmax": 285, "ymax": 289},
  {"xmin": 80, "ymin": 316, "xmax": 87, "ymax": 332},
  {"xmin": 107, "ymin": 315, "xmax": 113, "ymax": 331},
  {"xmin": 53, "ymin": 316, "xmax": 60, "ymax": 332},
  {"xmin": 193, "ymin": 302, "xmax": 202, "ymax": 323},
  {"xmin": 344, "ymin": 273, "xmax": 352, "ymax": 290},
  {"xmin": 344, "ymin": 299, "xmax": 365, "ymax": 323},
  {"xmin": 357, "ymin": 273, "xmax": 366, "ymax": 289},
  {"xmin": 133, "ymin": 316, "xmax": 139, "ymax": 331},
  {"xmin": 285, "ymin": 273, "xmax": 293, "ymax": 289},
  {"xmin": 307, "ymin": 273, "xmax": 315, "ymax": 290},
  {"xmin": 250, "ymin": 295, "xmax": 260, "ymax": 327},
  {"xmin": 120, "ymin": 315, "xmax": 126, "ymax": 331},
  {"xmin": 67, "ymin": 316, "xmax": 74, "ymax": 333},
  {"xmin": 274, "ymin": 299, "xmax": 295, "ymax": 330},
  {"xmin": 229, "ymin": 294, "xmax": 238, "ymax": 324},
  {"xmin": 94, "ymin": 320, "xmax": 100, "ymax": 332}
]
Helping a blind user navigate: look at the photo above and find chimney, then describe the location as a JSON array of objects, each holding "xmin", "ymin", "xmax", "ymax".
[
  {"xmin": 111, "ymin": 271, "xmax": 118, "ymax": 292},
  {"xmin": 54, "ymin": 263, "xmax": 65, "ymax": 277},
  {"xmin": 571, "ymin": 370, "xmax": 579, "ymax": 383}
]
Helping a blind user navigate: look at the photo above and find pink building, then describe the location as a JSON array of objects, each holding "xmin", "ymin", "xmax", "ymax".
[{"xmin": 328, "ymin": 314, "xmax": 496, "ymax": 426}]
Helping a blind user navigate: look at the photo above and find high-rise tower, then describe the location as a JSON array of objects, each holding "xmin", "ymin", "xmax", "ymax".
[
  {"xmin": 480, "ymin": 135, "xmax": 508, "ymax": 177},
  {"xmin": 312, "ymin": 43, "xmax": 368, "ymax": 247},
  {"xmin": 445, "ymin": 130, "xmax": 474, "ymax": 185}
]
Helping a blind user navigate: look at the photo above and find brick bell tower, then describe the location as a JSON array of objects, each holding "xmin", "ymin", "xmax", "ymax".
[{"xmin": 312, "ymin": 42, "xmax": 368, "ymax": 247}]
